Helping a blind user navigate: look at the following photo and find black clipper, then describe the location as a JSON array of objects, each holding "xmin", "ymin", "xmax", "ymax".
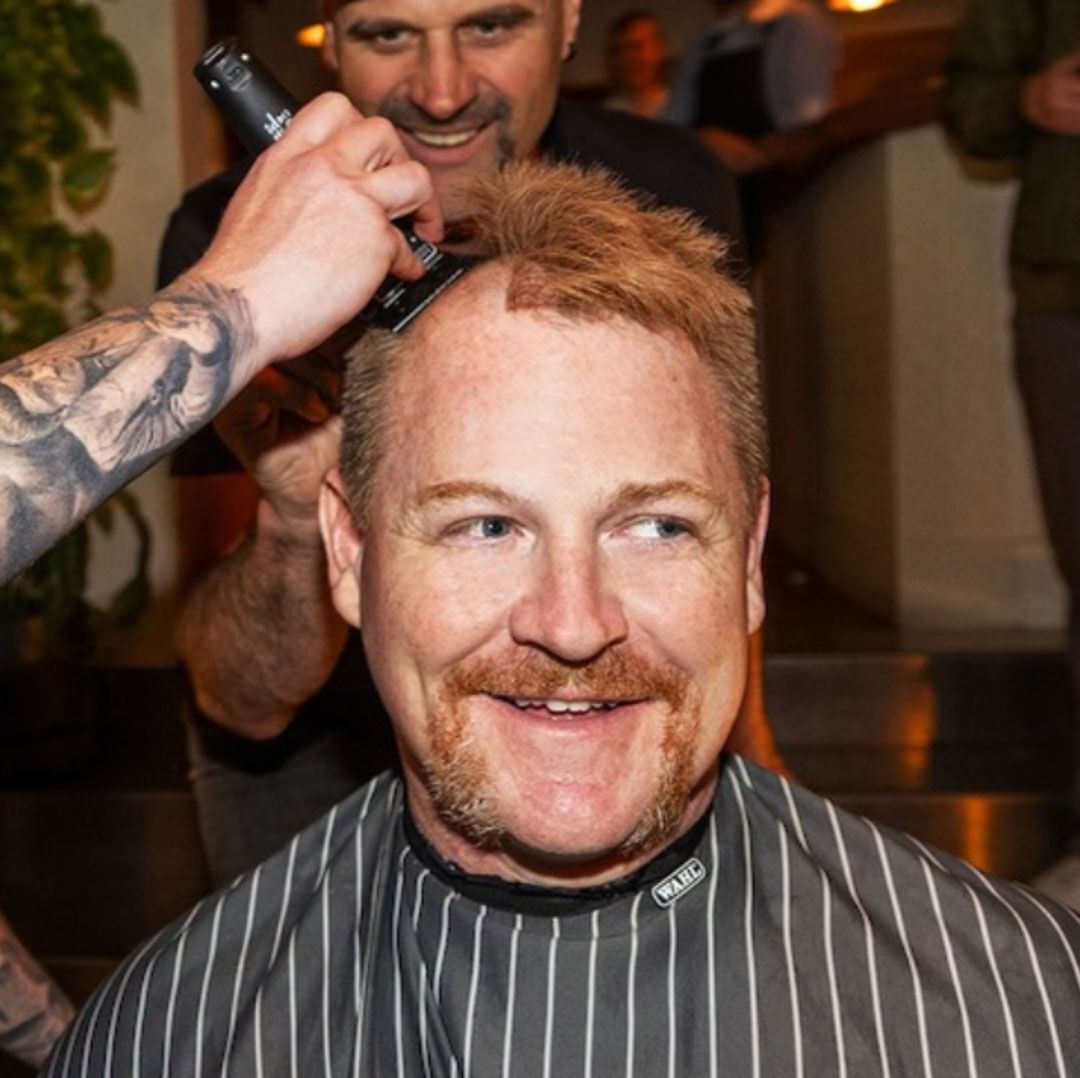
[{"xmin": 194, "ymin": 38, "xmax": 475, "ymax": 333}]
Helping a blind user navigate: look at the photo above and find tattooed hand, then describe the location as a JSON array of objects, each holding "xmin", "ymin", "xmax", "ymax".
[{"xmin": 0, "ymin": 94, "xmax": 443, "ymax": 584}]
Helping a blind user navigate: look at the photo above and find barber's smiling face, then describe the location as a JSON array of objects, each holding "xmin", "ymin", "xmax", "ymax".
[
  {"xmin": 322, "ymin": 0, "xmax": 581, "ymax": 221},
  {"xmin": 322, "ymin": 272, "xmax": 767, "ymax": 886}
]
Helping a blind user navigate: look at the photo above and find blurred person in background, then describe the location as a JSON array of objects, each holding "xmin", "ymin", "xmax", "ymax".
[
  {"xmin": 946, "ymin": 0, "xmax": 1080, "ymax": 908},
  {"xmin": 665, "ymin": 0, "xmax": 839, "ymax": 176},
  {"xmin": 604, "ymin": 10, "xmax": 670, "ymax": 119}
]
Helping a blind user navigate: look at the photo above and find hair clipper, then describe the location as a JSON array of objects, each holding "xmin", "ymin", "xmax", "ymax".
[{"xmin": 193, "ymin": 38, "xmax": 474, "ymax": 333}]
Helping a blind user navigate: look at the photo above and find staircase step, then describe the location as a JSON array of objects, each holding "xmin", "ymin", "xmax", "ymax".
[
  {"xmin": 0, "ymin": 790, "xmax": 209, "ymax": 960},
  {"xmin": 785, "ymin": 742, "xmax": 1070, "ymax": 794},
  {"xmin": 835, "ymin": 790, "xmax": 1058, "ymax": 881},
  {"xmin": 765, "ymin": 650, "xmax": 1070, "ymax": 746}
]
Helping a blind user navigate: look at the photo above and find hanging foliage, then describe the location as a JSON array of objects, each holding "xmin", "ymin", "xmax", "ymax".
[{"xmin": 0, "ymin": 0, "xmax": 149, "ymax": 657}]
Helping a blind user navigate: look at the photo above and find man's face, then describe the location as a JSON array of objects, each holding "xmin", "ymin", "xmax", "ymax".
[
  {"xmin": 323, "ymin": 272, "xmax": 767, "ymax": 885},
  {"xmin": 323, "ymin": 0, "xmax": 581, "ymax": 221}
]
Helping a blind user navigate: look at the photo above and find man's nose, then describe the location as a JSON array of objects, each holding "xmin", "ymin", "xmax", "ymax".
[
  {"xmin": 509, "ymin": 542, "xmax": 629, "ymax": 663},
  {"xmin": 410, "ymin": 36, "xmax": 478, "ymax": 121}
]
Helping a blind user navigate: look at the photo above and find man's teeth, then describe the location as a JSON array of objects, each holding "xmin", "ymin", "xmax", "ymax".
[
  {"xmin": 511, "ymin": 699, "xmax": 617, "ymax": 714},
  {"xmin": 410, "ymin": 128, "xmax": 480, "ymax": 148}
]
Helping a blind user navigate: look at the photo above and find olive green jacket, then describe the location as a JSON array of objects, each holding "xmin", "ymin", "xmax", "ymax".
[{"xmin": 945, "ymin": 0, "xmax": 1080, "ymax": 313}]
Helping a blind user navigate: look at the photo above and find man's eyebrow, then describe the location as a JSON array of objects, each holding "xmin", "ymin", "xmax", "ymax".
[
  {"xmin": 607, "ymin": 481, "xmax": 727, "ymax": 514},
  {"xmin": 414, "ymin": 481, "xmax": 518, "ymax": 509}
]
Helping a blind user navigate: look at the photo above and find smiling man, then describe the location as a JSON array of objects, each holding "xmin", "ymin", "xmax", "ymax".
[
  {"xmin": 52, "ymin": 163, "xmax": 1080, "ymax": 1076},
  {"xmin": 321, "ymin": 0, "xmax": 574, "ymax": 220},
  {"xmin": 161, "ymin": 0, "xmax": 784, "ymax": 890}
]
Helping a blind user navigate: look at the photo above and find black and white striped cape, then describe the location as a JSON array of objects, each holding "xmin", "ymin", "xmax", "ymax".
[{"xmin": 44, "ymin": 755, "xmax": 1080, "ymax": 1076}]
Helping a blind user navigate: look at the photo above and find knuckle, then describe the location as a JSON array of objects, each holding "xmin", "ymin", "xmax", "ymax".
[{"xmin": 364, "ymin": 115, "xmax": 396, "ymax": 141}]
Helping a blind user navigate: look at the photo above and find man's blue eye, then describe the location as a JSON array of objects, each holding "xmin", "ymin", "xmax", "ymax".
[
  {"xmin": 478, "ymin": 517, "xmax": 512, "ymax": 538},
  {"xmin": 628, "ymin": 517, "xmax": 689, "ymax": 540}
]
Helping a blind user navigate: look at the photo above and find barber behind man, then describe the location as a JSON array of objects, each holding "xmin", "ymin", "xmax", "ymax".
[
  {"xmin": 163, "ymin": 0, "xmax": 785, "ymax": 887},
  {"xmin": 0, "ymin": 94, "xmax": 441, "ymax": 586}
]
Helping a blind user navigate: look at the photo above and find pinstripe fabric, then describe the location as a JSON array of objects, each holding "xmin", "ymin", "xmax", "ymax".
[{"xmin": 45, "ymin": 758, "xmax": 1080, "ymax": 1076}]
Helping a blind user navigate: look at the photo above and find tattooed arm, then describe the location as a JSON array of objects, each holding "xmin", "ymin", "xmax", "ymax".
[
  {"xmin": 0, "ymin": 93, "xmax": 441, "ymax": 585},
  {"xmin": 0, "ymin": 909, "xmax": 74, "ymax": 1068},
  {"xmin": 0, "ymin": 282, "xmax": 253, "ymax": 581}
]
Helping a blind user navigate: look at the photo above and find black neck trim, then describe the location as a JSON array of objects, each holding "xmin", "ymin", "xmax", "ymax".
[{"xmin": 403, "ymin": 809, "xmax": 711, "ymax": 917}]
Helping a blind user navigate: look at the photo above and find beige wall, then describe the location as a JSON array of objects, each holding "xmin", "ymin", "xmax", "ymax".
[
  {"xmin": 81, "ymin": 0, "xmax": 222, "ymax": 664},
  {"xmin": 764, "ymin": 125, "xmax": 1066, "ymax": 632}
]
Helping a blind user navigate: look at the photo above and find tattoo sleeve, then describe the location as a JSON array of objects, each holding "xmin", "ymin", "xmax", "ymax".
[
  {"xmin": 0, "ymin": 910, "xmax": 75, "ymax": 1068},
  {"xmin": 0, "ymin": 279, "xmax": 254, "ymax": 584}
]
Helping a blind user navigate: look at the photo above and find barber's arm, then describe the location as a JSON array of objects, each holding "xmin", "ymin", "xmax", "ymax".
[
  {"xmin": 172, "ymin": 361, "xmax": 348, "ymax": 739},
  {"xmin": 0, "ymin": 93, "xmax": 440, "ymax": 587}
]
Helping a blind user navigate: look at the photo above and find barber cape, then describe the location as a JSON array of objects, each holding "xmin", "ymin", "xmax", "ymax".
[{"xmin": 45, "ymin": 756, "xmax": 1080, "ymax": 1076}]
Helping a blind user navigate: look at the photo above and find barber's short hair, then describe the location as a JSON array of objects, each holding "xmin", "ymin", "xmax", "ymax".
[{"xmin": 340, "ymin": 160, "xmax": 766, "ymax": 523}]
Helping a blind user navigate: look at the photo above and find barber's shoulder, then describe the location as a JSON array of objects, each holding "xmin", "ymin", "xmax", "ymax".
[
  {"xmin": 546, "ymin": 100, "xmax": 735, "ymax": 207},
  {"xmin": 548, "ymin": 100, "xmax": 715, "ymax": 170},
  {"xmin": 545, "ymin": 100, "xmax": 743, "ymax": 264}
]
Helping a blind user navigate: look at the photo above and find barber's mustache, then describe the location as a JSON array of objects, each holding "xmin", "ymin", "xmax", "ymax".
[
  {"xmin": 378, "ymin": 95, "xmax": 512, "ymax": 133},
  {"xmin": 443, "ymin": 648, "xmax": 691, "ymax": 713}
]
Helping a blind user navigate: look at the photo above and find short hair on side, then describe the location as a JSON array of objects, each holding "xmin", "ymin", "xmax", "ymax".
[{"xmin": 340, "ymin": 159, "xmax": 767, "ymax": 524}]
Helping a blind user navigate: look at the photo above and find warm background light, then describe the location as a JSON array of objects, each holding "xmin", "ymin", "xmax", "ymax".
[
  {"xmin": 296, "ymin": 23, "xmax": 326, "ymax": 48},
  {"xmin": 828, "ymin": 0, "xmax": 900, "ymax": 10}
]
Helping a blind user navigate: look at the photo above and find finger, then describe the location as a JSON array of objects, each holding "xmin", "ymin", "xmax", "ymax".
[
  {"xmin": 322, "ymin": 125, "xmax": 445, "ymax": 243},
  {"xmin": 274, "ymin": 92, "xmax": 363, "ymax": 155},
  {"xmin": 359, "ymin": 160, "xmax": 443, "ymax": 240}
]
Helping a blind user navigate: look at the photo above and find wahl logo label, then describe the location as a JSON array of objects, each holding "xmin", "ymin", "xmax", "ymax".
[{"xmin": 651, "ymin": 858, "xmax": 707, "ymax": 908}]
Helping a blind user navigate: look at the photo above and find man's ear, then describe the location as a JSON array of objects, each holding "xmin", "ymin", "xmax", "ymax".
[
  {"xmin": 321, "ymin": 20, "xmax": 340, "ymax": 74},
  {"xmin": 561, "ymin": 0, "xmax": 582, "ymax": 59},
  {"xmin": 319, "ymin": 467, "xmax": 363, "ymax": 629},
  {"xmin": 744, "ymin": 479, "xmax": 770, "ymax": 634}
]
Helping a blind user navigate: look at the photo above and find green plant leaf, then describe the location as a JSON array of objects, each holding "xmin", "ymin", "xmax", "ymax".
[
  {"xmin": 11, "ymin": 155, "xmax": 50, "ymax": 200},
  {"xmin": 95, "ymin": 37, "xmax": 139, "ymax": 102},
  {"xmin": 77, "ymin": 229, "xmax": 113, "ymax": 290},
  {"xmin": 61, "ymin": 146, "xmax": 114, "ymax": 208},
  {"xmin": 88, "ymin": 491, "xmax": 153, "ymax": 632},
  {"xmin": 94, "ymin": 501, "xmax": 116, "ymax": 533},
  {"xmin": 44, "ymin": 106, "xmax": 85, "ymax": 158},
  {"xmin": 8, "ymin": 300, "xmax": 69, "ymax": 355},
  {"xmin": 33, "ymin": 529, "xmax": 89, "ymax": 644},
  {"xmin": 2, "ymin": 0, "xmax": 146, "ymax": 653}
]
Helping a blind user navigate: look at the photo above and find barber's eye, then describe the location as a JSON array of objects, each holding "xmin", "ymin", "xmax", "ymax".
[
  {"xmin": 349, "ymin": 23, "xmax": 412, "ymax": 50},
  {"xmin": 463, "ymin": 10, "xmax": 530, "ymax": 43}
]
